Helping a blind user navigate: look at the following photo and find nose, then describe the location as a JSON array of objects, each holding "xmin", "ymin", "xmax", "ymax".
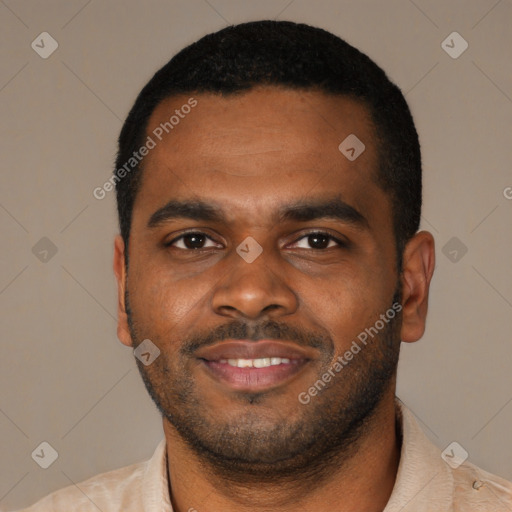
[{"xmin": 211, "ymin": 246, "xmax": 298, "ymax": 321}]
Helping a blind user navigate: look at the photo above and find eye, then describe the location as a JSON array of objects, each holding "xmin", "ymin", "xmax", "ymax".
[
  {"xmin": 290, "ymin": 232, "xmax": 346, "ymax": 250},
  {"xmin": 166, "ymin": 232, "xmax": 221, "ymax": 250}
]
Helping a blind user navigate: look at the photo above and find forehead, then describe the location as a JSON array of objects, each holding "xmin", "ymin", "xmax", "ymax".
[{"xmin": 134, "ymin": 87, "xmax": 389, "ymax": 230}]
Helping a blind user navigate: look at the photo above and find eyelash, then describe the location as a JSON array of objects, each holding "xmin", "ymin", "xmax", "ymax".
[{"xmin": 165, "ymin": 231, "xmax": 347, "ymax": 251}]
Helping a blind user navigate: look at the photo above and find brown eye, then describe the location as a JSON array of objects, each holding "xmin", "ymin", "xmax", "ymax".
[
  {"xmin": 291, "ymin": 232, "xmax": 345, "ymax": 250},
  {"xmin": 307, "ymin": 233, "xmax": 331, "ymax": 249},
  {"xmin": 182, "ymin": 233, "xmax": 207, "ymax": 249},
  {"xmin": 167, "ymin": 232, "xmax": 219, "ymax": 250}
]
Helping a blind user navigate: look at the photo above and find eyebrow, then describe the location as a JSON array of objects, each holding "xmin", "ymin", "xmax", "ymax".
[
  {"xmin": 279, "ymin": 198, "xmax": 368, "ymax": 228},
  {"xmin": 147, "ymin": 197, "xmax": 369, "ymax": 230},
  {"xmin": 148, "ymin": 200, "xmax": 226, "ymax": 228}
]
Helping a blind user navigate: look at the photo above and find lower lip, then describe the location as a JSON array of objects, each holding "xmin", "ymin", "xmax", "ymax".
[{"xmin": 201, "ymin": 360, "xmax": 309, "ymax": 391}]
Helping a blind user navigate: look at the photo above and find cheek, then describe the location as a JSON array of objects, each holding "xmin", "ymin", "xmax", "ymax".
[
  {"xmin": 302, "ymin": 270, "xmax": 391, "ymax": 343},
  {"xmin": 129, "ymin": 264, "xmax": 215, "ymax": 334}
]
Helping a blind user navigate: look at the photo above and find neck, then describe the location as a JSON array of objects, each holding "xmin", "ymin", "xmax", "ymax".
[{"xmin": 164, "ymin": 393, "xmax": 401, "ymax": 512}]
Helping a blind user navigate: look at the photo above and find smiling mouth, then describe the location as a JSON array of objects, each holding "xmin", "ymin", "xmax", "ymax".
[
  {"xmin": 201, "ymin": 358, "xmax": 309, "ymax": 391},
  {"xmin": 196, "ymin": 340, "xmax": 315, "ymax": 392},
  {"xmin": 219, "ymin": 357, "xmax": 293, "ymax": 368}
]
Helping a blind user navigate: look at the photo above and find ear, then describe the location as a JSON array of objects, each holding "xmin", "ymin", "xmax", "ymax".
[
  {"xmin": 113, "ymin": 235, "xmax": 133, "ymax": 347},
  {"xmin": 399, "ymin": 231, "xmax": 435, "ymax": 343}
]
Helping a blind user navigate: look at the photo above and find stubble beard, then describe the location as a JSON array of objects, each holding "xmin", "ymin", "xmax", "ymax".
[{"xmin": 126, "ymin": 289, "xmax": 402, "ymax": 483}]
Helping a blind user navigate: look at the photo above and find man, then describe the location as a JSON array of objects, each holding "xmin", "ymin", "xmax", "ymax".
[{"xmin": 18, "ymin": 20, "xmax": 511, "ymax": 512}]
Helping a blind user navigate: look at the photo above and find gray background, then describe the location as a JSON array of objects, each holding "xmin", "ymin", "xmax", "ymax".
[{"xmin": 1, "ymin": 0, "xmax": 511, "ymax": 509}]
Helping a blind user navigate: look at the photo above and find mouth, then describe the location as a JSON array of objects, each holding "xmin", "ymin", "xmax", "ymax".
[{"xmin": 195, "ymin": 340, "xmax": 315, "ymax": 392}]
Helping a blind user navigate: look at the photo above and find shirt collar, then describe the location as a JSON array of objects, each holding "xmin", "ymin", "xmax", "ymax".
[
  {"xmin": 142, "ymin": 437, "xmax": 173, "ymax": 511},
  {"xmin": 383, "ymin": 399, "xmax": 452, "ymax": 511}
]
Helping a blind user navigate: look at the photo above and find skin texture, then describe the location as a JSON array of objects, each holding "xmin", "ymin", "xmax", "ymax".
[{"xmin": 113, "ymin": 87, "xmax": 435, "ymax": 512}]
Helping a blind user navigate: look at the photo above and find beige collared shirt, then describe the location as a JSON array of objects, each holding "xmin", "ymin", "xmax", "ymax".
[{"xmin": 15, "ymin": 403, "xmax": 512, "ymax": 511}]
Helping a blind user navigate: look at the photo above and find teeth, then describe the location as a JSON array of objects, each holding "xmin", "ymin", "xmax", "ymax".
[
  {"xmin": 253, "ymin": 358, "xmax": 270, "ymax": 368},
  {"xmin": 219, "ymin": 357, "xmax": 291, "ymax": 368}
]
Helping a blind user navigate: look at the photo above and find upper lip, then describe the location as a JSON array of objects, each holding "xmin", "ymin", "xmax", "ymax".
[{"xmin": 196, "ymin": 340, "xmax": 315, "ymax": 362}]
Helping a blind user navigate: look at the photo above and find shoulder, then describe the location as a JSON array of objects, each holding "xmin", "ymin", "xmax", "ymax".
[
  {"xmin": 13, "ymin": 461, "xmax": 147, "ymax": 512},
  {"xmin": 449, "ymin": 459, "xmax": 512, "ymax": 511},
  {"xmin": 388, "ymin": 403, "xmax": 512, "ymax": 512},
  {"xmin": 11, "ymin": 439, "xmax": 168, "ymax": 512}
]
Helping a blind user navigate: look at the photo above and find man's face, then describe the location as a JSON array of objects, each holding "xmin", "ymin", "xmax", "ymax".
[{"xmin": 119, "ymin": 88, "xmax": 402, "ymax": 475}]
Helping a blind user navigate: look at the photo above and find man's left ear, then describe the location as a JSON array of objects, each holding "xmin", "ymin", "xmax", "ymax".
[{"xmin": 399, "ymin": 231, "xmax": 435, "ymax": 343}]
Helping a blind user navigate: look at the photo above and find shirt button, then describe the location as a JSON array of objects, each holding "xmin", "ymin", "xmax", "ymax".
[{"xmin": 472, "ymin": 480, "xmax": 484, "ymax": 490}]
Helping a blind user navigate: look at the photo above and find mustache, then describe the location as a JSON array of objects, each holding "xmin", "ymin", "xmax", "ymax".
[
  {"xmin": 125, "ymin": 290, "xmax": 331, "ymax": 355},
  {"xmin": 180, "ymin": 319, "xmax": 334, "ymax": 358}
]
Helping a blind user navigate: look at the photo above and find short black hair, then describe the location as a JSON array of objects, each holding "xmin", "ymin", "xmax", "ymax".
[{"xmin": 115, "ymin": 20, "xmax": 421, "ymax": 265}]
